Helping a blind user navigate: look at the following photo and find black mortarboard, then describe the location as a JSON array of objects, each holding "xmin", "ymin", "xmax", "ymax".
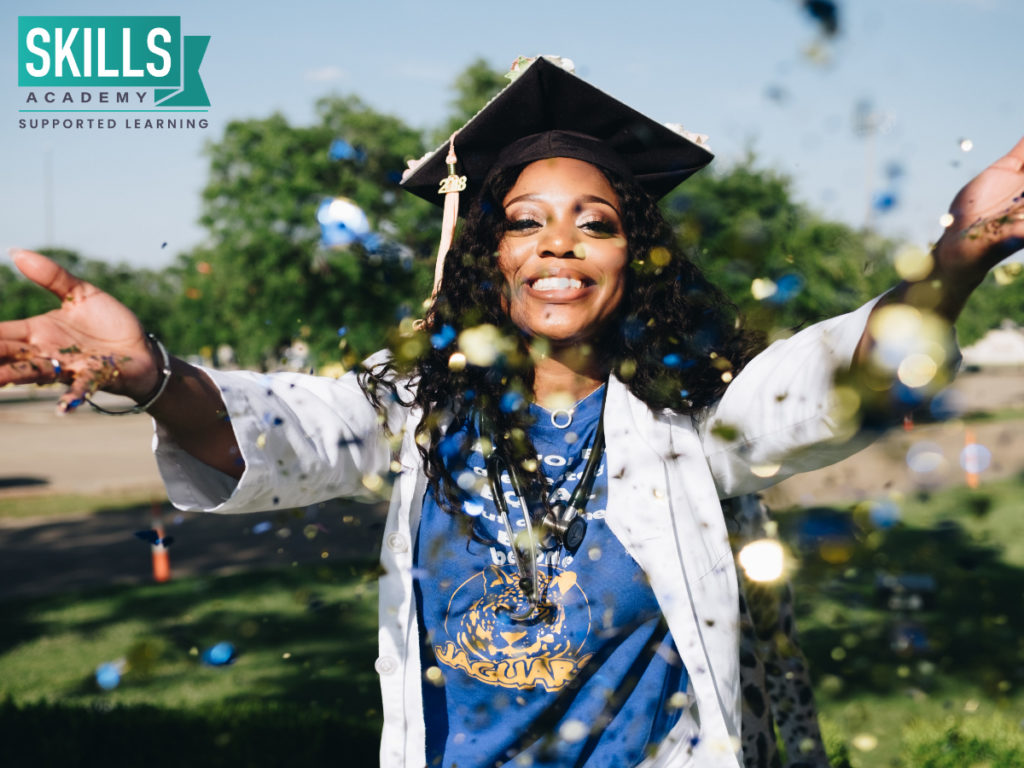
[{"xmin": 401, "ymin": 56, "xmax": 714, "ymax": 214}]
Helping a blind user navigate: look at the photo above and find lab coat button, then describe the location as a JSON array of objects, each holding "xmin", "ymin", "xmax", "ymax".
[
  {"xmin": 375, "ymin": 656, "xmax": 398, "ymax": 675},
  {"xmin": 385, "ymin": 532, "xmax": 409, "ymax": 553}
]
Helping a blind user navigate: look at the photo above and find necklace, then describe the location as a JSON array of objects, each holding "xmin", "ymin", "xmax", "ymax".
[{"xmin": 549, "ymin": 407, "xmax": 574, "ymax": 429}]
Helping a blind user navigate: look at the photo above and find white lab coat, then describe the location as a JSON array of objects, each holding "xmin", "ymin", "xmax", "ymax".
[{"xmin": 155, "ymin": 299, "xmax": 885, "ymax": 767}]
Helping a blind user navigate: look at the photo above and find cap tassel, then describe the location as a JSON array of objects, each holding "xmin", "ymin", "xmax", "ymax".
[{"xmin": 433, "ymin": 134, "xmax": 466, "ymax": 296}]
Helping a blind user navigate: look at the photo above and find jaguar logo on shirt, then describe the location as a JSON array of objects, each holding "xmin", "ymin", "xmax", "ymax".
[{"xmin": 434, "ymin": 565, "xmax": 592, "ymax": 692}]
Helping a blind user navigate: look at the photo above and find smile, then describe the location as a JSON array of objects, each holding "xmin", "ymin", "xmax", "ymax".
[{"xmin": 530, "ymin": 276, "xmax": 584, "ymax": 292}]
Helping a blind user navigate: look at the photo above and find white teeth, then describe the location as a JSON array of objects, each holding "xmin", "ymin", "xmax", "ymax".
[{"xmin": 532, "ymin": 276, "xmax": 583, "ymax": 291}]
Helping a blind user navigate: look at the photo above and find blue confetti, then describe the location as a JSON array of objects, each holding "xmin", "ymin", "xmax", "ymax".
[
  {"xmin": 201, "ymin": 642, "xmax": 237, "ymax": 667},
  {"xmin": 337, "ymin": 326, "xmax": 348, "ymax": 337},
  {"xmin": 662, "ymin": 353, "xmax": 682, "ymax": 368},
  {"xmin": 769, "ymin": 273, "xmax": 804, "ymax": 304},
  {"xmin": 873, "ymin": 191, "xmax": 898, "ymax": 213},
  {"xmin": 500, "ymin": 391, "xmax": 526, "ymax": 413},
  {"xmin": 868, "ymin": 499, "xmax": 901, "ymax": 529},
  {"xmin": 134, "ymin": 529, "xmax": 174, "ymax": 547},
  {"xmin": 95, "ymin": 661, "xmax": 123, "ymax": 690},
  {"xmin": 317, "ymin": 197, "xmax": 371, "ymax": 249},
  {"xmin": 430, "ymin": 325, "xmax": 456, "ymax": 349},
  {"xmin": 253, "ymin": 521, "xmax": 273, "ymax": 534},
  {"xmin": 327, "ymin": 138, "xmax": 367, "ymax": 163}
]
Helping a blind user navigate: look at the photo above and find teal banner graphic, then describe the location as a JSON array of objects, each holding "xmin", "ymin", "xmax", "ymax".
[{"xmin": 18, "ymin": 16, "xmax": 209, "ymax": 107}]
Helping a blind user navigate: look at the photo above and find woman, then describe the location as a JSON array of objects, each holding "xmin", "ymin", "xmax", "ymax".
[{"xmin": 2, "ymin": 57, "xmax": 1023, "ymax": 767}]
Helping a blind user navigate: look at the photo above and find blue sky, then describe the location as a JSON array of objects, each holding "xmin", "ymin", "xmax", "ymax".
[{"xmin": 3, "ymin": 0, "xmax": 1022, "ymax": 268}]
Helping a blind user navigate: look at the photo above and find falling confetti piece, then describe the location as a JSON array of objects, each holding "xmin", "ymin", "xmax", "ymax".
[
  {"xmin": 851, "ymin": 733, "xmax": 878, "ymax": 751},
  {"xmin": 133, "ymin": 529, "xmax": 174, "ymax": 547},
  {"xmin": 737, "ymin": 539, "xmax": 785, "ymax": 582},
  {"xmin": 201, "ymin": 642, "xmax": 237, "ymax": 666},
  {"xmin": 959, "ymin": 138, "xmax": 973, "ymax": 152},
  {"xmin": 960, "ymin": 442, "xmax": 992, "ymax": 474},
  {"xmin": 559, "ymin": 719, "xmax": 588, "ymax": 743},
  {"xmin": 95, "ymin": 660, "xmax": 125, "ymax": 690},
  {"xmin": 750, "ymin": 277, "xmax": 777, "ymax": 300},
  {"xmin": 893, "ymin": 245, "xmax": 934, "ymax": 281}
]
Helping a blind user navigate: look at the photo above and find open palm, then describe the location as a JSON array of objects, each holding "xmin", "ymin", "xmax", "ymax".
[
  {"xmin": 940, "ymin": 136, "xmax": 1024, "ymax": 273},
  {"xmin": 0, "ymin": 250, "xmax": 156, "ymax": 410}
]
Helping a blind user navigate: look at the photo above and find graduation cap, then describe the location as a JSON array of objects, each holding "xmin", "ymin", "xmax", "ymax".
[{"xmin": 401, "ymin": 56, "xmax": 714, "ymax": 293}]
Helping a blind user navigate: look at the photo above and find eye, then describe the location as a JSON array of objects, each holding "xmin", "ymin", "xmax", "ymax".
[
  {"xmin": 506, "ymin": 217, "xmax": 541, "ymax": 232},
  {"xmin": 580, "ymin": 219, "xmax": 619, "ymax": 237}
]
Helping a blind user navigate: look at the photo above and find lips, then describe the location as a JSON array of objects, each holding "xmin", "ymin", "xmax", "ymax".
[{"xmin": 530, "ymin": 276, "xmax": 584, "ymax": 291}]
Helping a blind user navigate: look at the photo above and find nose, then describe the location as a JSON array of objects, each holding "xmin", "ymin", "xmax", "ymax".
[{"xmin": 538, "ymin": 216, "xmax": 578, "ymax": 258}]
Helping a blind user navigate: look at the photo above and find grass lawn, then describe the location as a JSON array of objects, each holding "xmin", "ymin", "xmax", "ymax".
[
  {"xmin": 0, "ymin": 490, "xmax": 167, "ymax": 520},
  {"xmin": 775, "ymin": 472, "xmax": 1024, "ymax": 766},
  {"xmin": 3, "ymin": 476, "xmax": 1024, "ymax": 765},
  {"xmin": 0, "ymin": 561, "xmax": 383, "ymax": 767}
]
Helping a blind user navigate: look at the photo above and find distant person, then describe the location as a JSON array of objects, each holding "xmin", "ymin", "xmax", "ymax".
[{"xmin": 3, "ymin": 57, "xmax": 1022, "ymax": 767}]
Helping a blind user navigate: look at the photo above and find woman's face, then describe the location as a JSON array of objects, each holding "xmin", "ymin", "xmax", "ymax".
[{"xmin": 498, "ymin": 157, "xmax": 628, "ymax": 347}]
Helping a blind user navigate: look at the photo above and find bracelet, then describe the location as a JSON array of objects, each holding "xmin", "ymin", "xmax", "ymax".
[{"xmin": 85, "ymin": 334, "xmax": 173, "ymax": 416}]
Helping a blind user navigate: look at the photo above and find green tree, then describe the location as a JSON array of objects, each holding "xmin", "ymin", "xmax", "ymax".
[
  {"xmin": 177, "ymin": 97, "xmax": 435, "ymax": 366},
  {"xmin": 662, "ymin": 157, "xmax": 898, "ymax": 336}
]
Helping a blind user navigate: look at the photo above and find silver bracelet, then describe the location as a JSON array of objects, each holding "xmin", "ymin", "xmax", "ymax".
[{"xmin": 85, "ymin": 334, "xmax": 172, "ymax": 416}]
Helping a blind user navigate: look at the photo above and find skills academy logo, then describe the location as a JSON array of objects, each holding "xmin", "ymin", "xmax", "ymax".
[{"xmin": 16, "ymin": 16, "xmax": 210, "ymax": 132}]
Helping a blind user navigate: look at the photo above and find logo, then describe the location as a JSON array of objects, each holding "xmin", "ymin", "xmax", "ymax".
[
  {"xmin": 17, "ymin": 16, "xmax": 210, "ymax": 131},
  {"xmin": 435, "ymin": 566, "xmax": 593, "ymax": 692}
]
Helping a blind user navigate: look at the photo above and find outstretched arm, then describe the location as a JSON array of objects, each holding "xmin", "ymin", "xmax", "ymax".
[
  {"xmin": 856, "ymin": 135, "xmax": 1024, "ymax": 363},
  {"xmin": 0, "ymin": 249, "xmax": 243, "ymax": 478}
]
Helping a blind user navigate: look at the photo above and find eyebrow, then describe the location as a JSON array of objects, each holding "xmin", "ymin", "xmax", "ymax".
[{"xmin": 504, "ymin": 193, "xmax": 622, "ymax": 216}]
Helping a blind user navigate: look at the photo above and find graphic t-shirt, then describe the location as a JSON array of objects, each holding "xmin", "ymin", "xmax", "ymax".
[{"xmin": 415, "ymin": 386, "xmax": 695, "ymax": 767}]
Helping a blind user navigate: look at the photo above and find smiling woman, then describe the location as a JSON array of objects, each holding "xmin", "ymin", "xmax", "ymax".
[
  {"xmin": 3, "ymin": 54, "xmax": 1024, "ymax": 768},
  {"xmin": 500, "ymin": 157, "xmax": 629, "ymax": 351}
]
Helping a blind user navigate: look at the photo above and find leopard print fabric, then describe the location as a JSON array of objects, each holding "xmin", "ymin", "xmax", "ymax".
[{"xmin": 724, "ymin": 495, "xmax": 831, "ymax": 768}]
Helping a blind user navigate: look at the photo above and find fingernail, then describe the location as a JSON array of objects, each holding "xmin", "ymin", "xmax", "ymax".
[{"xmin": 57, "ymin": 397, "xmax": 82, "ymax": 415}]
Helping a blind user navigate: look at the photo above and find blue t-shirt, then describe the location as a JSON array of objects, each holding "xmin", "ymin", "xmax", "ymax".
[{"xmin": 415, "ymin": 386, "xmax": 692, "ymax": 767}]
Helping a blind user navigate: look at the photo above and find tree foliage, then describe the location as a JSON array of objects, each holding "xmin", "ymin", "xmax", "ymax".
[
  {"xmin": 3, "ymin": 60, "xmax": 1018, "ymax": 364},
  {"xmin": 173, "ymin": 97, "xmax": 435, "ymax": 366},
  {"xmin": 662, "ymin": 157, "xmax": 898, "ymax": 337}
]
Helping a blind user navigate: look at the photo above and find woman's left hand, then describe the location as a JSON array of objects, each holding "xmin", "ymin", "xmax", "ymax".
[{"xmin": 935, "ymin": 135, "xmax": 1024, "ymax": 285}]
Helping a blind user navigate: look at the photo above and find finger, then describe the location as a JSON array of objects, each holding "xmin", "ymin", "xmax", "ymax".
[
  {"xmin": 0, "ymin": 318, "xmax": 32, "ymax": 341},
  {"xmin": 0, "ymin": 339, "xmax": 36, "ymax": 361},
  {"xmin": 9, "ymin": 249, "xmax": 88, "ymax": 302},
  {"xmin": 56, "ymin": 369, "xmax": 101, "ymax": 414},
  {"xmin": 0, "ymin": 360, "xmax": 48, "ymax": 387},
  {"xmin": 991, "ymin": 135, "xmax": 1024, "ymax": 172},
  {"xmin": 0, "ymin": 356, "xmax": 68, "ymax": 385}
]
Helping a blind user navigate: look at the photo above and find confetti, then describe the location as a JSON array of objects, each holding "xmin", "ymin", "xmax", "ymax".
[
  {"xmin": 559, "ymin": 719, "xmax": 588, "ymax": 743},
  {"xmin": 317, "ymin": 196, "xmax": 372, "ymax": 249},
  {"xmin": 737, "ymin": 539, "xmax": 785, "ymax": 582},
  {"xmin": 95, "ymin": 660, "xmax": 125, "ymax": 690},
  {"xmin": 133, "ymin": 529, "xmax": 174, "ymax": 547},
  {"xmin": 201, "ymin": 642, "xmax": 237, "ymax": 666}
]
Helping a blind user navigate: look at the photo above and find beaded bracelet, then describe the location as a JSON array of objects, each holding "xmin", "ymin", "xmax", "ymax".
[{"xmin": 85, "ymin": 334, "xmax": 172, "ymax": 415}]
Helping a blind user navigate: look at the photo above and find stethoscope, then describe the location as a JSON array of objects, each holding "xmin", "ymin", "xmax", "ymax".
[{"xmin": 483, "ymin": 388, "xmax": 607, "ymax": 620}]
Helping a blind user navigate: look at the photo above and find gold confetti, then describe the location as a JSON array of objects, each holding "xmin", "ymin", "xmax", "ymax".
[
  {"xmin": 851, "ymin": 733, "xmax": 878, "ymax": 752},
  {"xmin": 737, "ymin": 539, "xmax": 785, "ymax": 582},
  {"xmin": 893, "ymin": 245, "xmax": 934, "ymax": 282}
]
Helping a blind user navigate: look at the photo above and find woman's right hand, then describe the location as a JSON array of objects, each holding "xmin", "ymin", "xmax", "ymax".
[{"xmin": 0, "ymin": 249, "xmax": 160, "ymax": 412}]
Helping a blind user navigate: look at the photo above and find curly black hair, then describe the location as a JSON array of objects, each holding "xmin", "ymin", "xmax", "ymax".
[{"xmin": 362, "ymin": 162, "xmax": 764, "ymax": 515}]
